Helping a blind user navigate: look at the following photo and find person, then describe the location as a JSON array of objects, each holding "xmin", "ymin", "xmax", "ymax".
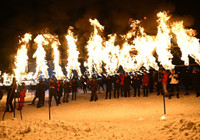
[
  {"xmin": 113, "ymin": 75, "xmax": 121, "ymax": 98},
  {"xmin": 17, "ymin": 82, "xmax": 26, "ymax": 110},
  {"xmin": 192, "ymin": 68, "xmax": 200, "ymax": 97},
  {"xmin": 142, "ymin": 72, "xmax": 149, "ymax": 97},
  {"xmin": 119, "ymin": 72, "xmax": 125, "ymax": 97},
  {"xmin": 0, "ymin": 86, "xmax": 3, "ymax": 101},
  {"xmin": 162, "ymin": 70, "xmax": 169, "ymax": 96},
  {"xmin": 149, "ymin": 69, "xmax": 154, "ymax": 93},
  {"xmin": 6, "ymin": 83, "xmax": 16, "ymax": 112},
  {"xmin": 90, "ymin": 77, "xmax": 98, "ymax": 101},
  {"xmin": 56, "ymin": 80, "xmax": 63, "ymax": 104},
  {"xmin": 155, "ymin": 70, "xmax": 163, "ymax": 95},
  {"xmin": 49, "ymin": 78, "xmax": 59, "ymax": 106},
  {"xmin": 71, "ymin": 78, "xmax": 78, "ymax": 100},
  {"xmin": 37, "ymin": 80, "xmax": 47, "ymax": 108},
  {"xmin": 98, "ymin": 74, "xmax": 105, "ymax": 91},
  {"xmin": 132, "ymin": 73, "xmax": 140, "ymax": 97},
  {"xmin": 182, "ymin": 69, "xmax": 190, "ymax": 95},
  {"xmin": 124, "ymin": 73, "xmax": 131, "ymax": 97},
  {"xmin": 168, "ymin": 69, "xmax": 180, "ymax": 99},
  {"xmin": 105, "ymin": 75, "xmax": 112, "ymax": 99},
  {"xmin": 63, "ymin": 80, "xmax": 71, "ymax": 103},
  {"xmin": 31, "ymin": 80, "xmax": 41, "ymax": 104},
  {"xmin": 81, "ymin": 76, "xmax": 87, "ymax": 94}
]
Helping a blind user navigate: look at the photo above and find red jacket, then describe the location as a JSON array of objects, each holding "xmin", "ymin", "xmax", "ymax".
[
  {"xmin": 119, "ymin": 73, "xmax": 125, "ymax": 85},
  {"xmin": 162, "ymin": 72, "xmax": 169, "ymax": 84},
  {"xmin": 142, "ymin": 74, "xmax": 149, "ymax": 86}
]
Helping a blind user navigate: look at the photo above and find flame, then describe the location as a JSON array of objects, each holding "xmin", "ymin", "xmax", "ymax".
[
  {"xmin": 155, "ymin": 11, "xmax": 174, "ymax": 70},
  {"xmin": 6, "ymin": 11, "xmax": 200, "ymax": 84},
  {"xmin": 65, "ymin": 26, "xmax": 81, "ymax": 78},
  {"xmin": 43, "ymin": 34, "xmax": 65, "ymax": 80},
  {"xmin": 33, "ymin": 34, "xmax": 49, "ymax": 79},
  {"xmin": 85, "ymin": 19, "xmax": 104, "ymax": 77},
  {"xmin": 102, "ymin": 34, "xmax": 120, "ymax": 75},
  {"xmin": 172, "ymin": 21, "xmax": 200, "ymax": 65},
  {"xmin": 13, "ymin": 33, "xmax": 32, "ymax": 83}
]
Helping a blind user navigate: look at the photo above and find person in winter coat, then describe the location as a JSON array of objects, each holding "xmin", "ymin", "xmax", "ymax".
[
  {"xmin": 63, "ymin": 80, "xmax": 71, "ymax": 103},
  {"xmin": 71, "ymin": 78, "xmax": 78, "ymax": 100},
  {"xmin": 0, "ymin": 86, "xmax": 3, "ymax": 101},
  {"xmin": 105, "ymin": 75, "xmax": 112, "ymax": 99},
  {"xmin": 124, "ymin": 73, "xmax": 131, "ymax": 97},
  {"xmin": 142, "ymin": 72, "xmax": 149, "ymax": 97},
  {"xmin": 192, "ymin": 68, "xmax": 200, "ymax": 97},
  {"xmin": 6, "ymin": 82, "xmax": 16, "ymax": 112},
  {"xmin": 17, "ymin": 82, "xmax": 26, "ymax": 110},
  {"xmin": 162, "ymin": 70, "xmax": 169, "ymax": 95},
  {"xmin": 154, "ymin": 70, "xmax": 163, "ymax": 95},
  {"xmin": 113, "ymin": 75, "xmax": 121, "ymax": 98},
  {"xmin": 132, "ymin": 73, "xmax": 141, "ymax": 97},
  {"xmin": 90, "ymin": 77, "xmax": 98, "ymax": 101},
  {"xmin": 56, "ymin": 80, "xmax": 63, "ymax": 104},
  {"xmin": 168, "ymin": 69, "xmax": 180, "ymax": 99},
  {"xmin": 37, "ymin": 80, "xmax": 47, "ymax": 108},
  {"xmin": 49, "ymin": 78, "xmax": 59, "ymax": 106},
  {"xmin": 119, "ymin": 72, "xmax": 125, "ymax": 97}
]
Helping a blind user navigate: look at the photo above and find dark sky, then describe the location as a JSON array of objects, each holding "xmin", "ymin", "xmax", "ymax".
[{"xmin": 0, "ymin": 0, "xmax": 199, "ymax": 72}]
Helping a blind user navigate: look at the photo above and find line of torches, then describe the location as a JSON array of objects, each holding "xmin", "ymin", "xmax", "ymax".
[{"xmin": 1, "ymin": 11, "xmax": 200, "ymax": 86}]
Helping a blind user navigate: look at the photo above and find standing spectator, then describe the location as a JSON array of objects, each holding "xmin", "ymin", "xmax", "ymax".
[
  {"xmin": 6, "ymin": 82, "xmax": 16, "ymax": 112},
  {"xmin": 124, "ymin": 73, "xmax": 131, "ymax": 97},
  {"xmin": 56, "ymin": 80, "xmax": 63, "ymax": 104},
  {"xmin": 142, "ymin": 72, "xmax": 149, "ymax": 97},
  {"xmin": 149, "ymin": 69, "xmax": 154, "ymax": 93},
  {"xmin": 71, "ymin": 78, "xmax": 78, "ymax": 100},
  {"xmin": 182, "ymin": 69, "xmax": 190, "ymax": 95},
  {"xmin": 132, "ymin": 73, "xmax": 141, "ymax": 97},
  {"xmin": 49, "ymin": 78, "xmax": 59, "ymax": 106},
  {"xmin": 0, "ymin": 86, "xmax": 3, "ymax": 101},
  {"xmin": 63, "ymin": 80, "xmax": 71, "ymax": 103},
  {"xmin": 155, "ymin": 70, "xmax": 163, "ymax": 95},
  {"xmin": 162, "ymin": 70, "xmax": 169, "ymax": 95},
  {"xmin": 82, "ymin": 76, "xmax": 87, "ymax": 93},
  {"xmin": 105, "ymin": 75, "xmax": 112, "ymax": 99},
  {"xmin": 31, "ymin": 80, "xmax": 42, "ymax": 104},
  {"xmin": 98, "ymin": 74, "xmax": 105, "ymax": 91},
  {"xmin": 168, "ymin": 69, "xmax": 180, "ymax": 99},
  {"xmin": 113, "ymin": 75, "xmax": 121, "ymax": 98},
  {"xmin": 192, "ymin": 68, "xmax": 200, "ymax": 97},
  {"xmin": 37, "ymin": 80, "xmax": 47, "ymax": 108},
  {"xmin": 90, "ymin": 77, "xmax": 98, "ymax": 101},
  {"xmin": 17, "ymin": 82, "xmax": 26, "ymax": 110},
  {"xmin": 119, "ymin": 72, "xmax": 125, "ymax": 97}
]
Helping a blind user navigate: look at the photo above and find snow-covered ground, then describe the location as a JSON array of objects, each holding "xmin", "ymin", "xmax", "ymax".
[{"xmin": 0, "ymin": 89, "xmax": 200, "ymax": 140}]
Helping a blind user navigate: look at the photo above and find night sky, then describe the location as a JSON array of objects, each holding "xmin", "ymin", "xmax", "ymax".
[{"xmin": 0, "ymin": 0, "xmax": 199, "ymax": 72}]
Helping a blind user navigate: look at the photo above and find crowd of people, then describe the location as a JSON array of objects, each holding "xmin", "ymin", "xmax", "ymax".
[{"xmin": 1, "ymin": 66, "xmax": 200, "ymax": 112}]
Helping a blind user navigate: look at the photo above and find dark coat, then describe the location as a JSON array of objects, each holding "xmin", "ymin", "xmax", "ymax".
[
  {"xmin": 106, "ymin": 78, "xmax": 112, "ymax": 90},
  {"xmin": 63, "ymin": 81, "xmax": 71, "ymax": 93},
  {"xmin": 90, "ymin": 79, "xmax": 98, "ymax": 92},
  {"xmin": 71, "ymin": 80, "xmax": 78, "ymax": 92},
  {"xmin": 124, "ymin": 75, "xmax": 131, "ymax": 88},
  {"xmin": 132, "ymin": 76, "xmax": 141, "ymax": 88}
]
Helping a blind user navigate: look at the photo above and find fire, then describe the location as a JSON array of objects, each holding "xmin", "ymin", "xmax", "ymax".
[
  {"xmin": 103, "ymin": 34, "xmax": 120, "ymax": 75},
  {"xmin": 43, "ymin": 34, "xmax": 65, "ymax": 80},
  {"xmin": 33, "ymin": 34, "xmax": 49, "ymax": 79},
  {"xmin": 84, "ymin": 19, "xmax": 104, "ymax": 77},
  {"xmin": 4, "ymin": 11, "xmax": 200, "ymax": 84},
  {"xmin": 172, "ymin": 21, "xmax": 200, "ymax": 65},
  {"xmin": 65, "ymin": 26, "xmax": 81, "ymax": 78},
  {"xmin": 13, "ymin": 33, "xmax": 32, "ymax": 83},
  {"xmin": 155, "ymin": 11, "xmax": 174, "ymax": 70}
]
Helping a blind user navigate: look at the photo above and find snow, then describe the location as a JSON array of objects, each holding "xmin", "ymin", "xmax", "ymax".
[{"xmin": 0, "ymin": 89, "xmax": 200, "ymax": 139}]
